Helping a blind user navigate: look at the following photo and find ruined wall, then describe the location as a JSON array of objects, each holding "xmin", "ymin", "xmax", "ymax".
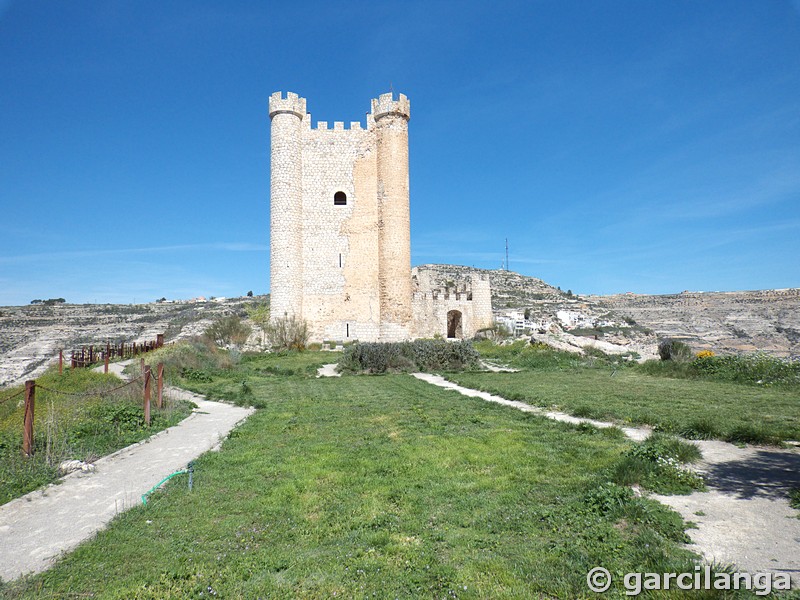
[{"xmin": 411, "ymin": 266, "xmax": 494, "ymax": 339}]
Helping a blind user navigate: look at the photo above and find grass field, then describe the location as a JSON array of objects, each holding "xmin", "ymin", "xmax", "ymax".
[
  {"xmin": 0, "ymin": 368, "xmax": 195, "ymax": 505},
  {"xmin": 449, "ymin": 348, "xmax": 800, "ymax": 445},
  {"xmin": 3, "ymin": 351, "xmax": 714, "ymax": 599}
]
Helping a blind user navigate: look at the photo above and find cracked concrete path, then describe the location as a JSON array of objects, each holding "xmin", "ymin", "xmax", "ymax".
[
  {"xmin": 0, "ymin": 361, "xmax": 254, "ymax": 582},
  {"xmin": 413, "ymin": 373, "xmax": 800, "ymax": 585}
]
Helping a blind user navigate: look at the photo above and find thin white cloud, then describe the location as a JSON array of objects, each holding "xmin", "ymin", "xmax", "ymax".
[{"xmin": 0, "ymin": 242, "xmax": 268, "ymax": 265}]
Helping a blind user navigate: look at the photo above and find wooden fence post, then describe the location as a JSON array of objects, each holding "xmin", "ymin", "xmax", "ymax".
[
  {"xmin": 140, "ymin": 357, "xmax": 145, "ymax": 376},
  {"xmin": 156, "ymin": 334, "xmax": 164, "ymax": 348},
  {"xmin": 58, "ymin": 349, "xmax": 63, "ymax": 375},
  {"xmin": 23, "ymin": 380, "xmax": 35, "ymax": 456},
  {"xmin": 143, "ymin": 365, "xmax": 151, "ymax": 426},
  {"xmin": 157, "ymin": 363, "xmax": 164, "ymax": 409},
  {"xmin": 104, "ymin": 352, "xmax": 109, "ymax": 374}
]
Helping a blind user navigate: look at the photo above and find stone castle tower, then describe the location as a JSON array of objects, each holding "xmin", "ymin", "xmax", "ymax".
[{"xmin": 269, "ymin": 91, "xmax": 492, "ymax": 342}]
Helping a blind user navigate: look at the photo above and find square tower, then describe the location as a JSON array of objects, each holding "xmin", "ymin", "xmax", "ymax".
[{"xmin": 268, "ymin": 92, "xmax": 412, "ymax": 342}]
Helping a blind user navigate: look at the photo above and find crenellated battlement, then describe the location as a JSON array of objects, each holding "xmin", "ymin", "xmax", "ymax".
[
  {"xmin": 270, "ymin": 90, "xmax": 490, "ymax": 341},
  {"xmin": 269, "ymin": 91, "xmax": 307, "ymax": 119},
  {"xmin": 311, "ymin": 120, "xmax": 365, "ymax": 131},
  {"xmin": 371, "ymin": 92, "xmax": 410, "ymax": 122}
]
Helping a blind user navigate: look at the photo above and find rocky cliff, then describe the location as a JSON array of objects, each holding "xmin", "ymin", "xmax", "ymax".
[
  {"xmin": 590, "ymin": 289, "xmax": 800, "ymax": 358},
  {"xmin": 0, "ymin": 297, "xmax": 265, "ymax": 387}
]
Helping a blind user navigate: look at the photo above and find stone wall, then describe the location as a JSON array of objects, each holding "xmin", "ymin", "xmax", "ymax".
[
  {"xmin": 411, "ymin": 266, "xmax": 494, "ymax": 339},
  {"xmin": 269, "ymin": 91, "xmax": 412, "ymax": 342}
]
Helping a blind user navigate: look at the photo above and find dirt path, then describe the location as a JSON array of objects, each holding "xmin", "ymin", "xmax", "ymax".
[
  {"xmin": 0, "ymin": 361, "xmax": 254, "ymax": 582},
  {"xmin": 412, "ymin": 373, "xmax": 800, "ymax": 585}
]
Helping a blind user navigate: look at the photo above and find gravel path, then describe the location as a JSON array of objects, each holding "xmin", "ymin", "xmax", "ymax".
[
  {"xmin": 412, "ymin": 373, "xmax": 800, "ymax": 585},
  {"xmin": 0, "ymin": 361, "xmax": 254, "ymax": 582}
]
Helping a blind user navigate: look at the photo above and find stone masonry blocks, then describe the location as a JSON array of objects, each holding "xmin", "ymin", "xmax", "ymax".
[{"xmin": 269, "ymin": 91, "xmax": 492, "ymax": 342}]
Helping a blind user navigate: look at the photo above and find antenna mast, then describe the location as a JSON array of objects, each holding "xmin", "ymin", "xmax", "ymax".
[{"xmin": 505, "ymin": 238, "xmax": 509, "ymax": 272}]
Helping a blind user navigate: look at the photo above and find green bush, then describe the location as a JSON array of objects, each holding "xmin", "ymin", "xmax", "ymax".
[
  {"xmin": 657, "ymin": 339, "xmax": 694, "ymax": 362},
  {"xmin": 338, "ymin": 340, "xmax": 481, "ymax": 374}
]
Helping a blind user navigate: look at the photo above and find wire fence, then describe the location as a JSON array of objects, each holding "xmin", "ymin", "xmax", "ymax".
[
  {"xmin": 0, "ymin": 339, "xmax": 191, "ymax": 504},
  {"xmin": 59, "ymin": 334, "xmax": 166, "ymax": 373},
  {"xmin": 0, "ymin": 388, "xmax": 26, "ymax": 406},
  {"xmin": 0, "ymin": 335, "xmax": 192, "ymax": 504}
]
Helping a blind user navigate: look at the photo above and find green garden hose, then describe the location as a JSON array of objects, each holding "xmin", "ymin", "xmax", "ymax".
[{"xmin": 141, "ymin": 462, "xmax": 194, "ymax": 505}]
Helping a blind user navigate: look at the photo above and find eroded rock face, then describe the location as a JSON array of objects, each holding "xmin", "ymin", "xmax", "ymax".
[
  {"xmin": 589, "ymin": 289, "xmax": 800, "ymax": 358},
  {"xmin": 0, "ymin": 297, "xmax": 265, "ymax": 387}
]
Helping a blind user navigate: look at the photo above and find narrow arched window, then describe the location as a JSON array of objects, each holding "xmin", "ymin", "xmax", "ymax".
[{"xmin": 334, "ymin": 191, "xmax": 347, "ymax": 206}]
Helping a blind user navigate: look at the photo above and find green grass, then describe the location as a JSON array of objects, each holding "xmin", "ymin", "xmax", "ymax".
[
  {"xmin": 0, "ymin": 368, "xmax": 195, "ymax": 505},
  {"xmin": 447, "ymin": 368, "xmax": 800, "ymax": 444},
  {"xmin": 4, "ymin": 360, "xmax": 711, "ymax": 599}
]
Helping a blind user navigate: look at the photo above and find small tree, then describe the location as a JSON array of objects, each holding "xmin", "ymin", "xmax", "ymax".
[
  {"xmin": 204, "ymin": 315, "xmax": 251, "ymax": 348},
  {"xmin": 246, "ymin": 290, "xmax": 253, "ymax": 297},
  {"xmin": 245, "ymin": 303, "xmax": 270, "ymax": 346}
]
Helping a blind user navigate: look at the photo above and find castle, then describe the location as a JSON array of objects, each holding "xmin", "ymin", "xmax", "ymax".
[{"xmin": 268, "ymin": 91, "xmax": 493, "ymax": 342}]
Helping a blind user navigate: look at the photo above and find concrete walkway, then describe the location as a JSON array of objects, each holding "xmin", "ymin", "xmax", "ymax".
[
  {"xmin": 413, "ymin": 373, "xmax": 800, "ymax": 586},
  {"xmin": 0, "ymin": 361, "xmax": 254, "ymax": 582}
]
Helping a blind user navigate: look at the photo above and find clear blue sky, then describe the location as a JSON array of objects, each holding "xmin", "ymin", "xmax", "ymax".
[{"xmin": 1, "ymin": 1, "xmax": 799, "ymax": 305}]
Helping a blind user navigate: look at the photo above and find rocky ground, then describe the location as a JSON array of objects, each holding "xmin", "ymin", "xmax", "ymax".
[
  {"xmin": 0, "ymin": 297, "xmax": 266, "ymax": 387},
  {"xmin": 591, "ymin": 289, "xmax": 800, "ymax": 358}
]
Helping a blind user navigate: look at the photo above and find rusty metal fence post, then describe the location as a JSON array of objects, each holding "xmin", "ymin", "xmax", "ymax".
[
  {"xmin": 23, "ymin": 380, "xmax": 35, "ymax": 456},
  {"xmin": 156, "ymin": 363, "xmax": 164, "ymax": 409},
  {"xmin": 143, "ymin": 365, "xmax": 151, "ymax": 426}
]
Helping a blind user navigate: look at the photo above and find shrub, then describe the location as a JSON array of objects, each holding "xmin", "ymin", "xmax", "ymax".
[
  {"xmin": 338, "ymin": 340, "xmax": 481, "ymax": 374},
  {"xmin": 658, "ymin": 339, "xmax": 694, "ymax": 362},
  {"xmin": 245, "ymin": 303, "xmax": 270, "ymax": 332},
  {"xmin": 204, "ymin": 315, "xmax": 251, "ymax": 348},
  {"xmin": 264, "ymin": 315, "xmax": 310, "ymax": 351}
]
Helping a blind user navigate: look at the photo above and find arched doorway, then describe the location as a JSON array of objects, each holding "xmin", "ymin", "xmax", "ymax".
[{"xmin": 447, "ymin": 310, "xmax": 463, "ymax": 339}]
